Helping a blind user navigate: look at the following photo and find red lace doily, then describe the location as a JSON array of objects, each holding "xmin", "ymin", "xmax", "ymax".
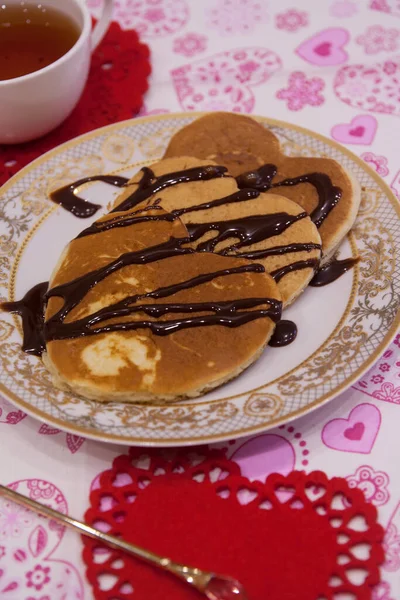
[
  {"xmin": 83, "ymin": 449, "xmax": 384, "ymax": 600},
  {"xmin": 0, "ymin": 21, "xmax": 151, "ymax": 186}
]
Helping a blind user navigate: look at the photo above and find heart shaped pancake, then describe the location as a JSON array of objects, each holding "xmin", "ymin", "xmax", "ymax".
[
  {"xmin": 43, "ymin": 206, "xmax": 281, "ymax": 404},
  {"xmin": 164, "ymin": 113, "xmax": 361, "ymax": 259},
  {"xmin": 115, "ymin": 157, "xmax": 322, "ymax": 306}
]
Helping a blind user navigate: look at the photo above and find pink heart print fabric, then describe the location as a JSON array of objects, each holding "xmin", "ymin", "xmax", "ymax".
[
  {"xmin": 1, "ymin": 1, "xmax": 400, "ymax": 598},
  {"xmin": 0, "ymin": 479, "xmax": 83, "ymax": 598}
]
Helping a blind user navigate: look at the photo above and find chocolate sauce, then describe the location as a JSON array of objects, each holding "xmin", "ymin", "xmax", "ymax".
[
  {"xmin": 237, "ymin": 164, "xmax": 342, "ymax": 228},
  {"xmin": 2, "ymin": 238, "xmax": 281, "ymax": 352},
  {"xmin": 46, "ymin": 295, "xmax": 282, "ymax": 341},
  {"xmin": 174, "ymin": 188, "xmax": 259, "ymax": 217},
  {"xmin": 46, "ymin": 237, "xmax": 196, "ymax": 320},
  {"xmin": 77, "ymin": 189, "xmax": 259, "ymax": 239},
  {"xmin": 77, "ymin": 210, "xmax": 175, "ymax": 239},
  {"xmin": 187, "ymin": 212, "xmax": 308, "ymax": 253},
  {"xmin": 232, "ymin": 242, "xmax": 321, "ymax": 260},
  {"xmin": 44, "ymin": 234, "xmax": 279, "ymax": 342},
  {"xmin": 236, "ymin": 164, "xmax": 276, "ymax": 190},
  {"xmin": 270, "ymin": 259, "xmax": 319, "ymax": 283},
  {"xmin": 269, "ymin": 320, "xmax": 298, "ymax": 347},
  {"xmin": 50, "ymin": 175, "xmax": 129, "ymax": 219},
  {"xmin": 113, "ymin": 165, "xmax": 227, "ymax": 212},
  {"xmin": 63, "ymin": 166, "xmax": 321, "ymax": 289},
  {"xmin": 9, "ymin": 162, "xmax": 337, "ymax": 355},
  {"xmin": 1, "ymin": 282, "xmax": 48, "ymax": 356},
  {"xmin": 76, "ymin": 185, "xmax": 318, "ymax": 287},
  {"xmin": 310, "ymin": 257, "xmax": 359, "ymax": 287}
]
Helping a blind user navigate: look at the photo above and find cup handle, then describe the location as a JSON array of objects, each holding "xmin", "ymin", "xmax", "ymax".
[{"xmin": 91, "ymin": 0, "xmax": 114, "ymax": 50}]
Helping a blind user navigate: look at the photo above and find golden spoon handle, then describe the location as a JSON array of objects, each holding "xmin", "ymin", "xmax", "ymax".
[{"xmin": 0, "ymin": 484, "xmax": 212, "ymax": 592}]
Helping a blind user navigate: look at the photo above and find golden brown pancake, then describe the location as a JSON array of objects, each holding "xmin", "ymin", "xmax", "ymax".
[
  {"xmin": 164, "ymin": 113, "xmax": 361, "ymax": 259},
  {"xmin": 115, "ymin": 157, "xmax": 322, "ymax": 306},
  {"xmin": 43, "ymin": 207, "xmax": 281, "ymax": 404}
]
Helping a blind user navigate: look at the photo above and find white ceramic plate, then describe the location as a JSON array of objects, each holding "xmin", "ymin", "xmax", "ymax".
[{"xmin": 0, "ymin": 114, "xmax": 399, "ymax": 446}]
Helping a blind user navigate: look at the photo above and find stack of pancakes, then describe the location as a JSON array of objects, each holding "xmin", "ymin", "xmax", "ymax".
[{"xmin": 43, "ymin": 113, "xmax": 361, "ymax": 404}]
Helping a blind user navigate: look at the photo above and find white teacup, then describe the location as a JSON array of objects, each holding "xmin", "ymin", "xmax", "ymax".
[{"xmin": 0, "ymin": 0, "xmax": 113, "ymax": 144}]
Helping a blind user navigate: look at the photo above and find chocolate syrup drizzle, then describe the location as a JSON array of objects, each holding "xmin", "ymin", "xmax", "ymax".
[
  {"xmin": 5, "ymin": 162, "xmax": 347, "ymax": 356},
  {"xmin": 310, "ymin": 257, "xmax": 359, "ymax": 287},
  {"xmin": 234, "ymin": 242, "xmax": 322, "ymax": 261},
  {"xmin": 77, "ymin": 169, "xmax": 322, "ymax": 269},
  {"xmin": 1, "ymin": 282, "xmax": 48, "ymax": 356},
  {"xmin": 51, "ymin": 161, "xmax": 342, "ymax": 228},
  {"xmin": 2, "ymin": 253, "xmax": 281, "ymax": 355},
  {"xmin": 44, "ymin": 233, "xmax": 282, "ymax": 343},
  {"xmin": 236, "ymin": 164, "xmax": 342, "ymax": 228},
  {"xmin": 50, "ymin": 175, "xmax": 129, "ymax": 218},
  {"xmin": 271, "ymin": 259, "xmax": 320, "ymax": 283},
  {"xmin": 269, "ymin": 320, "xmax": 298, "ymax": 347},
  {"xmin": 186, "ymin": 212, "xmax": 309, "ymax": 253},
  {"xmin": 112, "ymin": 165, "xmax": 228, "ymax": 213}
]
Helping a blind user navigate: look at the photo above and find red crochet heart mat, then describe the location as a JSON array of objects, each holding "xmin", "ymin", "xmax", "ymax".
[
  {"xmin": 83, "ymin": 449, "xmax": 385, "ymax": 600},
  {"xmin": 0, "ymin": 21, "xmax": 151, "ymax": 186}
]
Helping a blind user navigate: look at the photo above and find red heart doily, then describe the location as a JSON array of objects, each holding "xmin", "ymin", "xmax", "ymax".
[
  {"xmin": 83, "ymin": 449, "xmax": 385, "ymax": 600},
  {"xmin": 0, "ymin": 21, "xmax": 151, "ymax": 186}
]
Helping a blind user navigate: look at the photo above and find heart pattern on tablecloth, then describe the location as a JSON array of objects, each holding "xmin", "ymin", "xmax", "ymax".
[
  {"xmin": 296, "ymin": 28, "xmax": 350, "ymax": 66},
  {"xmin": 334, "ymin": 57, "xmax": 400, "ymax": 116},
  {"xmin": 229, "ymin": 434, "xmax": 296, "ymax": 481},
  {"xmin": 353, "ymin": 342, "xmax": 400, "ymax": 403},
  {"xmin": 97, "ymin": 0, "xmax": 190, "ymax": 36},
  {"xmin": 38, "ymin": 423, "xmax": 61, "ymax": 435},
  {"xmin": 344, "ymin": 422, "xmax": 365, "ymax": 440},
  {"xmin": 38, "ymin": 423, "xmax": 86, "ymax": 453},
  {"xmin": 0, "ymin": 479, "xmax": 83, "ymax": 599},
  {"xmin": 370, "ymin": 0, "xmax": 400, "ymax": 18},
  {"xmin": 322, "ymin": 403, "xmax": 381, "ymax": 453},
  {"xmin": 331, "ymin": 115, "xmax": 378, "ymax": 144},
  {"xmin": 66, "ymin": 434, "xmax": 85, "ymax": 454},
  {"xmin": 171, "ymin": 47, "xmax": 282, "ymax": 112},
  {"xmin": 0, "ymin": 396, "xmax": 26, "ymax": 425}
]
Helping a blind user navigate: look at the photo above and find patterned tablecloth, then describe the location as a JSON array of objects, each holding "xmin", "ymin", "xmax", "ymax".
[{"xmin": 0, "ymin": 1, "xmax": 399, "ymax": 598}]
